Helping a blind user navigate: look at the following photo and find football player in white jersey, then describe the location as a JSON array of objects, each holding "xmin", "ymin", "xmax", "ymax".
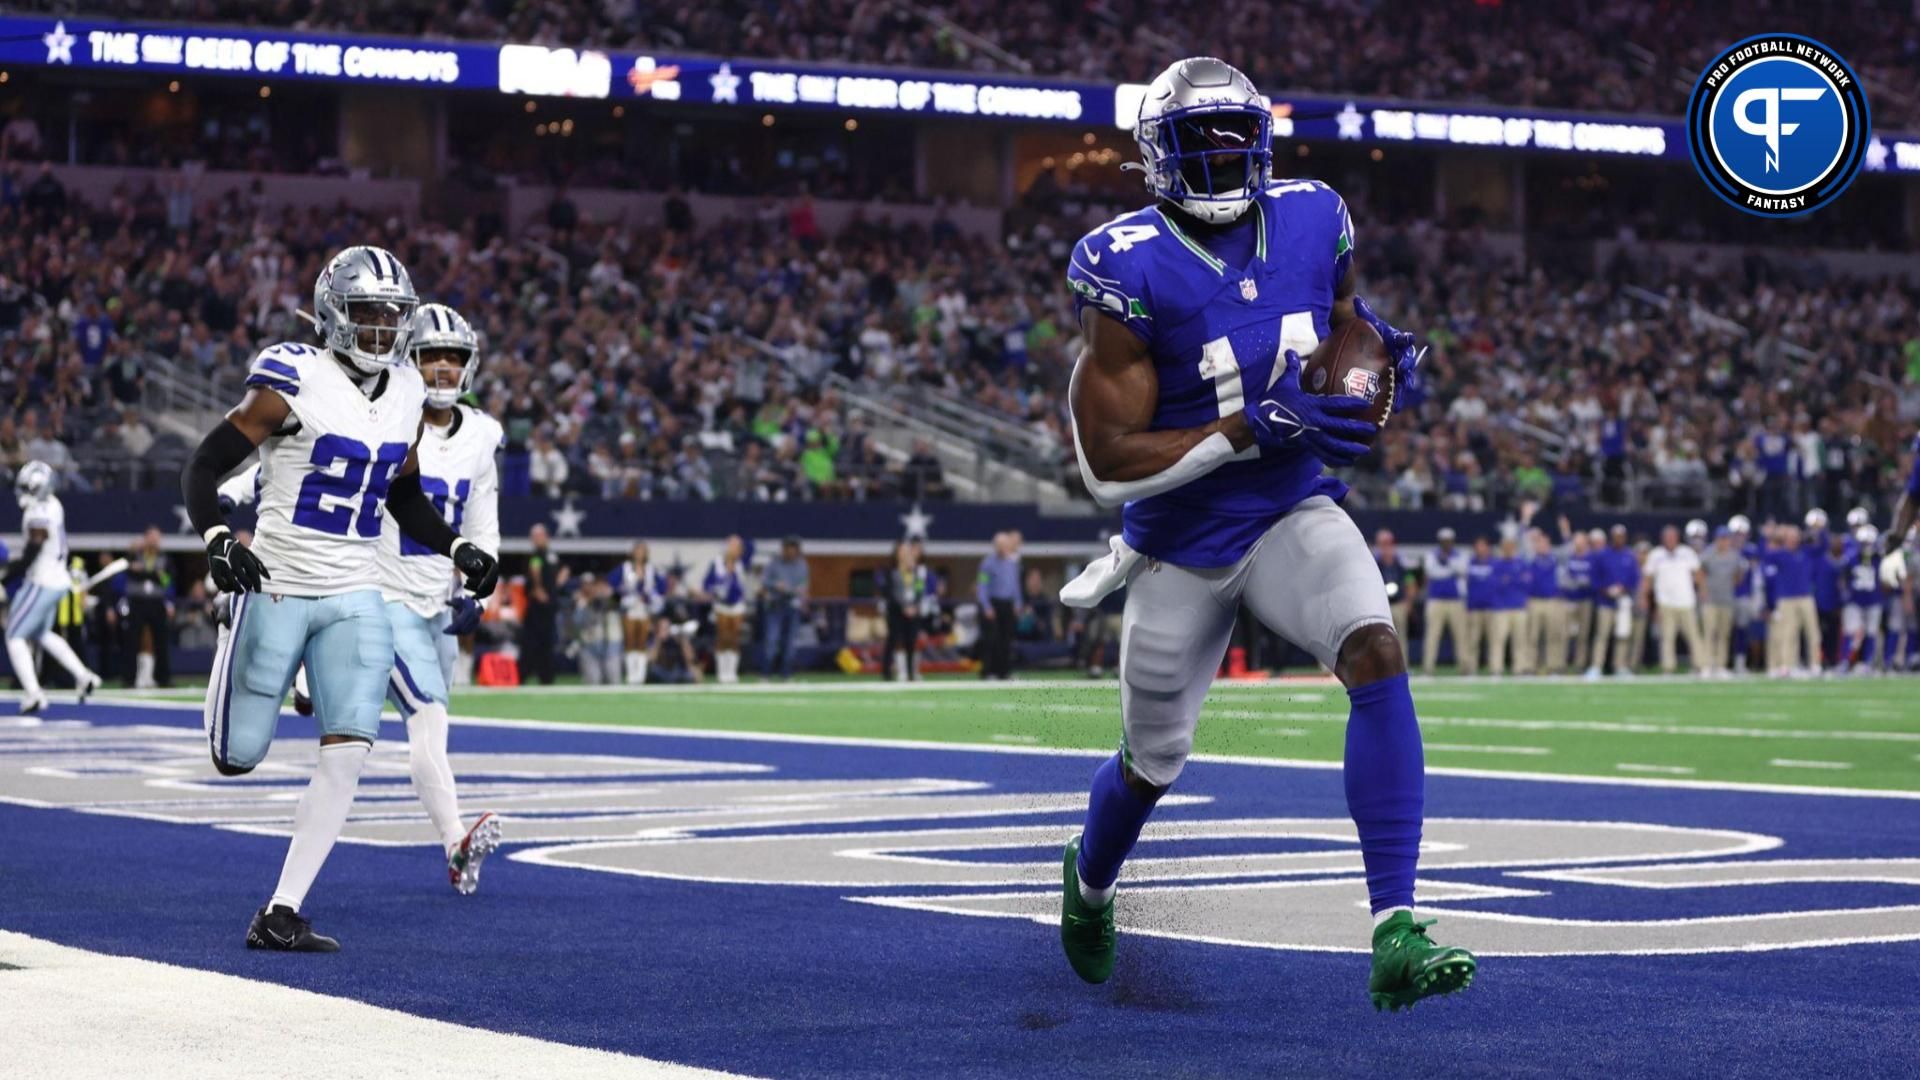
[
  {"xmin": 379, "ymin": 303, "xmax": 504, "ymax": 894},
  {"xmin": 180, "ymin": 246, "xmax": 499, "ymax": 952},
  {"xmin": 5, "ymin": 460, "xmax": 104, "ymax": 713}
]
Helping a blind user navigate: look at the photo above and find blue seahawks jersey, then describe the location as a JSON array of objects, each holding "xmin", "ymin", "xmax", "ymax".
[
  {"xmin": 1844, "ymin": 559, "xmax": 1883, "ymax": 608},
  {"xmin": 1068, "ymin": 181, "xmax": 1355, "ymax": 568}
]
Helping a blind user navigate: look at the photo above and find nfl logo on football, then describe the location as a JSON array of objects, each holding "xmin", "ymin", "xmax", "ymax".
[{"xmin": 1344, "ymin": 367, "xmax": 1379, "ymax": 401}]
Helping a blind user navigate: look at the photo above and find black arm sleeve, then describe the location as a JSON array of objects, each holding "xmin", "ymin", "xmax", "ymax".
[
  {"xmin": 6, "ymin": 539, "xmax": 42, "ymax": 579},
  {"xmin": 386, "ymin": 470, "xmax": 460, "ymax": 557},
  {"xmin": 183, "ymin": 420, "xmax": 258, "ymax": 537}
]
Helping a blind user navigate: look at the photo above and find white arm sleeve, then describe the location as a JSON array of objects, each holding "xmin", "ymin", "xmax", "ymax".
[
  {"xmin": 1071, "ymin": 413, "xmax": 1240, "ymax": 510},
  {"xmin": 217, "ymin": 463, "xmax": 262, "ymax": 508}
]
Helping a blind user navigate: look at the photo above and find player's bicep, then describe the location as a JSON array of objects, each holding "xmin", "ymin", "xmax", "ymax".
[
  {"xmin": 224, "ymin": 388, "xmax": 291, "ymax": 445},
  {"xmin": 1069, "ymin": 309, "xmax": 1158, "ymax": 482}
]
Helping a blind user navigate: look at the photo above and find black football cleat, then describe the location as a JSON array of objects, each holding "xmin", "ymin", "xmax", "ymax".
[
  {"xmin": 246, "ymin": 905, "xmax": 339, "ymax": 952},
  {"xmin": 293, "ymin": 690, "xmax": 314, "ymax": 717}
]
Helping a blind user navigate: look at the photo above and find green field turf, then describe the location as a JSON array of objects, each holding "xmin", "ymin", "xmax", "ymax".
[{"xmin": 119, "ymin": 675, "xmax": 1920, "ymax": 792}]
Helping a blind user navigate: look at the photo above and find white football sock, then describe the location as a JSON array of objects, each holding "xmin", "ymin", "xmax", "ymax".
[
  {"xmin": 269, "ymin": 741, "xmax": 370, "ymax": 913},
  {"xmin": 406, "ymin": 704, "xmax": 465, "ymax": 853},
  {"xmin": 1373, "ymin": 905, "xmax": 1413, "ymax": 927},
  {"xmin": 135, "ymin": 651, "xmax": 155, "ymax": 689},
  {"xmin": 892, "ymin": 650, "xmax": 908, "ymax": 681},
  {"xmin": 37, "ymin": 632, "xmax": 95, "ymax": 686},
  {"xmin": 1077, "ymin": 870, "xmax": 1115, "ymax": 909},
  {"xmin": 7, "ymin": 637, "xmax": 43, "ymax": 699},
  {"xmin": 623, "ymin": 650, "xmax": 643, "ymax": 684},
  {"xmin": 719, "ymin": 651, "xmax": 739, "ymax": 683},
  {"xmin": 633, "ymin": 652, "xmax": 649, "ymax": 685}
]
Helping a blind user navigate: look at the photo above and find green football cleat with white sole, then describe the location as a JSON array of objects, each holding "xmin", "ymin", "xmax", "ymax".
[
  {"xmin": 1368, "ymin": 911, "xmax": 1476, "ymax": 1012},
  {"xmin": 1060, "ymin": 836, "xmax": 1115, "ymax": 984}
]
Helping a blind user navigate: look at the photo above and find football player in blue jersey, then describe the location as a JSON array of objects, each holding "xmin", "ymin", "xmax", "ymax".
[
  {"xmin": 1879, "ymin": 432, "xmax": 1919, "ymax": 590},
  {"xmin": 1056, "ymin": 57, "xmax": 1473, "ymax": 1011}
]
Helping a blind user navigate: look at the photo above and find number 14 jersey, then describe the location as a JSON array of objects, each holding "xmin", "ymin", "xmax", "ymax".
[
  {"xmin": 244, "ymin": 342, "xmax": 426, "ymax": 597},
  {"xmin": 1066, "ymin": 180, "xmax": 1355, "ymax": 569}
]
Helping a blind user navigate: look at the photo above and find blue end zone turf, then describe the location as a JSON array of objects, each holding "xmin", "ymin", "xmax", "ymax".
[{"xmin": 1, "ymin": 701, "xmax": 1917, "ymax": 1078}]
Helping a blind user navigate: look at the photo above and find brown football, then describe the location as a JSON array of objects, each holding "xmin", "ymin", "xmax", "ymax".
[{"xmin": 1302, "ymin": 318, "xmax": 1395, "ymax": 437}]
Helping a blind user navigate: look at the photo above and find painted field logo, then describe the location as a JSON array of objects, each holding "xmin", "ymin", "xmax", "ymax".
[{"xmin": 1687, "ymin": 34, "xmax": 1869, "ymax": 217}]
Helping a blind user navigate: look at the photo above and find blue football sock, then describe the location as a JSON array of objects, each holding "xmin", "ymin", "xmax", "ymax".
[
  {"xmin": 1076, "ymin": 753, "xmax": 1157, "ymax": 892},
  {"xmin": 1344, "ymin": 672, "xmax": 1424, "ymax": 913}
]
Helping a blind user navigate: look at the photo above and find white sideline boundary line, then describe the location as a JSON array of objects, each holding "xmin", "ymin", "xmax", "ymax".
[
  {"xmin": 0, "ymin": 930, "xmax": 753, "ymax": 1080},
  {"xmin": 43, "ymin": 693, "xmax": 1920, "ymax": 802}
]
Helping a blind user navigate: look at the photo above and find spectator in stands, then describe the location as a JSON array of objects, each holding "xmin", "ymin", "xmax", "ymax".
[
  {"xmin": 1421, "ymin": 527, "xmax": 1468, "ymax": 676},
  {"xmin": 976, "ymin": 530, "xmax": 1022, "ymax": 680},
  {"xmin": 117, "ymin": 408, "xmax": 155, "ymax": 458},
  {"xmin": 529, "ymin": 429, "xmax": 569, "ymax": 499}
]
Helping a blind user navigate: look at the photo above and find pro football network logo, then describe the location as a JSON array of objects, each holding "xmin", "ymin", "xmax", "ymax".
[{"xmin": 1686, "ymin": 34, "xmax": 1869, "ymax": 218}]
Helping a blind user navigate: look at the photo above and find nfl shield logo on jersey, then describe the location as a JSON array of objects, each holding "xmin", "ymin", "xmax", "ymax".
[
  {"xmin": 1239, "ymin": 278, "xmax": 1258, "ymax": 301},
  {"xmin": 1344, "ymin": 367, "xmax": 1380, "ymax": 401}
]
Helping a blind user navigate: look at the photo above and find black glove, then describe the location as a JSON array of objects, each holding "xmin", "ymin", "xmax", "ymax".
[
  {"xmin": 451, "ymin": 540, "xmax": 499, "ymax": 599},
  {"xmin": 206, "ymin": 528, "xmax": 269, "ymax": 593}
]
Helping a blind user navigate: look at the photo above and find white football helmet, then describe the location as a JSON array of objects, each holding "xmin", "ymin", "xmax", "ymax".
[
  {"xmin": 13, "ymin": 459, "xmax": 52, "ymax": 508},
  {"xmin": 1684, "ymin": 519, "xmax": 1708, "ymax": 544},
  {"xmin": 1846, "ymin": 507, "xmax": 1871, "ymax": 529},
  {"xmin": 1804, "ymin": 508, "xmax": 1827, "ymax": 531},
  {"xmin": 314, "ymin": 245, "xmax": 418, "ymax": 376},
  {"xmin": 1727, "ymin": 514, "xmax": 1751, "ymax": 535},
  {"xmin": 407, "ymin": 303, "xmax": 480, "ymax": 409},
  {"xmin": 1854, "ymin": 524, "xmax": 1879, "ymax": 548},
  {"xmin": 1131, "ymin": 57, "xmax": 1272, "ymax": 225}
]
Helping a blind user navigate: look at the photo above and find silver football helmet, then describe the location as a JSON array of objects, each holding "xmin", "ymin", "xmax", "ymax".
[
  {"xmin": 1684, "ymin": 518, "xmax": 1708, "ymax": 544},
  {"xmin": 1855, "ymin": 524, "xmax": 1879, "ymax": 548},
  {"xmin": 1846, "ymin": 506, "xmax": 1871, "ymax": 530},
  {"xmin": 407, "ymin": 303, "xmax": 480, "ymax": 409},
  {"xmin": 313, "ymin": 245, "xmax": 418, "ymax": 375},
  {"xmin": 13, "ymin": 459, "xmax": 52, "ymax": 508},
  {"xmin": 1727, "ymin": 514, "xmax": 1752, "ymax": 535},
  {"xmin": 1131, "ymin": 57, "xmax": 1272, "ymax": 225},
  {"xmin": 1804, "ymin": 507, "xmax": 1828, "ymax": 531}
]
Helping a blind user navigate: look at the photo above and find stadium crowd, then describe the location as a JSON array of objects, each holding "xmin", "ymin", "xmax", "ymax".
[
  {"xmin": 3, "ymin": 164, "xmax": 1916, "ymax": 524},
  {"xmin": 22, "ymin": 1, "xmax": 1919, "ymax": 127}
]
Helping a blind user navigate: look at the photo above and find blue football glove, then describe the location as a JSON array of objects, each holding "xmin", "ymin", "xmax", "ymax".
[
  {"xmin": 1242, "ymin": 349, "xmax": 1378, "ymax": 468},
  {"xmin": 444, "ymin": 594, "xmax": 483, "ymax": 636},
  {"xmin": 1352, "ymin": 295, "xmax": 1424, "ymax": 391}
]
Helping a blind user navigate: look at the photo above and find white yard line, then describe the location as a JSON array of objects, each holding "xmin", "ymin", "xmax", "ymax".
[
  {"xmin": 1768, "ymin": 759, "xmax": 1855, "ymax": 771},
  {"xmin": 1616, "ymin": 763, "xmax": 1698, "ymax": 776},
  {"xmin": 0, "ymin": 930, "xmax": 752, "ymax": 1080},
  {"xmin": 1425, "ymin": 743, "xmax": 1553, "ymax": 756},
  {"xmin": 43, "ymin": 695, "xmax": 1920, "ymax": 801}
]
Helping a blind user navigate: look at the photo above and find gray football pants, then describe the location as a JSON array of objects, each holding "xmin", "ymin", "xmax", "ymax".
[{"xmin": 1119, "ymin": 496, "xmax": 1394, "ymax": 787}]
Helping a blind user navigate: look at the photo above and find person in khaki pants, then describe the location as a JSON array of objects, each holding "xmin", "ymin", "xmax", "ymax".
[
  {"xmin": 1520, "ymin": 528, "xmax": 1565, "ymax": 673},
  {"xmin": 1698, "ymin": 528, "xmax": 1745, "ymax": 675},
  {"xmin": 1462, "ymin": 536, "xmax": 1496, "ymax": 676},
  {"xmin": 1762, "ymin": 525, "xmax": 1821, "ymax": 675},
  {"xmin": 1421, "ymin": 528, "xmax": 1470, "ymax": 675},
  {"xmin": 1485, "ymin": 536, "xmax": 1528, "ymax": 675},
  {"xmin": 1641, "ymin": 525, "xmax": 1705, "ymax": 674},
  {"xmin": 1563, "ymin": 529, "xmax": 1600, "ymax": 672},
  {"xmin": 1587, "ymin": 525, "xmax": 1641, "ymax": 677}
]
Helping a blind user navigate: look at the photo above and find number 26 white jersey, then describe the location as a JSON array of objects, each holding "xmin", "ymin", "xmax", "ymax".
[
  {"xmin": 379, "ymin": 404, "xmax": 503, "ymax": 618},
  {"xmin": 242, "ymin": 342, "xmax": 426, "ymax": 597}
]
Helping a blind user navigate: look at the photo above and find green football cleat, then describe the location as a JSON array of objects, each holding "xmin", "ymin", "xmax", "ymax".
[
  {"xmin": 1368, "ymin": 911, "xmax": 1477, "ymax": 1012},
  {"xmin": 1060, "ymin": 836, "xmax": 1116, "ymax": 984}
]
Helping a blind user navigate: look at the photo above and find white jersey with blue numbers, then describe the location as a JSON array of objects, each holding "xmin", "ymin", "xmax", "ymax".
[
  {"xmin": 243, "ymin": 342, "xmax": 426, "ymax": 598},
  {"xmin": 19, "ymin": 495, "xmax": 70, "ymax": 589},
  {"xmin": 1067, "ymin": 180, "xmax": 1355, "ymax": 568},
  {"xmin": 379, "ymin": 404, "xmax": 502, "ymax": 618}
]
